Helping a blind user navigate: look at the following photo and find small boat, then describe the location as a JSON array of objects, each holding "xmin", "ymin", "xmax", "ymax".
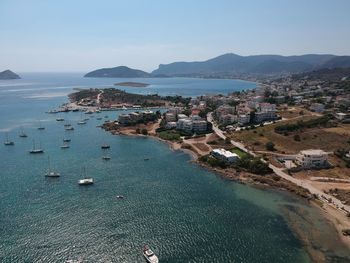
[
  {"xmin": 85, "ymin": 110, "xmax": 93, "ymax": 115},
  {"xmin": 56, "ymin": 118, "xmax": 64, "ymax": 121},
  {"xmin": 78, "ymin": 167, "xmax": 94, "ymax": 185},
  {"xmin": 144, "ymin": 158, "xmax": 150, "ymax": 161},
  {"xmin": 72, "ymin": 108, "xmax": 80, "ymax": 112},
  {"xmin": 78, "ymin": 113, "xmax": 87, "ymax": 125},
  {"xmin": 65, "ymin": 126, "xmax": 74, "ymax": 131},
  {"xmin": 142, "ymin": 245, "xmax": 159, "ymax": 263},
  {"xmin": 96, "ymin": 117, "xmax": 102, "ymax": 120},
  {"xmin": 116, "ymin": 195, "xmax": 124, "ymax": 199},
  {"xmin": 19, "ymin": 127, "xmax": 28, "ymax": 138},
  {"xmin": 63, "ymin": 138, "xmax": 71, "ymax": 142},
  {"xmin": 4, "ymin": 133, "xmax": 15, "ymax": 145},
  {"xmin": 102, "ymin": 155, "xmax": 111, "ymax": 160},
  {"xmin": 101, "ymin": 144, "xmax": 110, "ymax": 149},
  {"xmin": 29, "ymin": 140, "xmax": 44, "ymax": 154},
  {"xmin": 45, "ymin": 156, "xmax": 60, "ymax": 177},
  {"xmin": 122, "ymin": 106, "xmax": 127, "ymax": 110},
  {"xmin": 104, "ymin": 115, "xmax": 108, "ymax": 118}
]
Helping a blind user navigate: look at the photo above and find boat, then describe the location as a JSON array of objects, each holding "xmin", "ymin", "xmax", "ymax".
[
  {"xmin": 122, "ymin": 105, "xmax": 127, "ymax": 110},
  {"xmin": 116, "ymin": 195, "xmax": 124, "ymax": 199},
  {"xmin": 19, "ymin": 127, "xmax": 28, "ymax": 138},
  {"xmin": 78, "ymin": 113, "xmax": 87, "ymax": 125},
  {"xmin": 4, "ymin": 133, "xmax": 15, "ymax": 146},
  {"xmin": 102, "ymin": 155, "xmax": 111, "ymax": 160},
  {"xmin": 37, "ymin": 121, "xmax": 45, "ymax": 130},
  {"xmin": 78, "ymin": 167, "xmax": 94, "ymax": 185},
  {"xmin": 63, "ymin": 138, "xmax": 71, "ymax": 142},
  {"xmin": 104, "ymin": 115, "xmax": 108, "ymax": 118},
  {"xmin": 96, "ymin": 117, "xmax": 102, "ymax": 120},
  {"xmin": 60, "ymin": 142, "xmax": 70, "ymax": 149},
  {"xmin": 29, "ymin": 140, "xmax": 44, "ymax": 154},
  {"xmin": 45, "ymin": 156, "xmax": 60, "ymax": 177},
  {"xmin": 56, "ymin": 118, "xmax": 64, "ymax": 121},
  {"xmin": 142, "ymin": 245, "xmax": 159, "ymax": 263},
  {"xmin": 144, "ymin": 158, "xmax": 150, "ymax": 161},
  {"xmin": 101, "ymin": 144, "xmax": 110, "ymax": 149},
  {"xmin": 65, "ymin": 126, "xmax": 74, "ymax": 131}
]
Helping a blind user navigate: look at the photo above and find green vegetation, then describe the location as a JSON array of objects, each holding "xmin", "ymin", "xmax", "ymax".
[
  {"xmin": 231, "ymin": 147, "xmax": 250, "ymax": 159},
  {"xmin": 274, "ymin": 116, "xmax": 331, "ymax": 134},
  {"xmin": 265, "ymin": 141, "xmax": 275, "ymax": 151},
  {"xmin": 236, "ymin": 156, "xmax": 272, "ymax": 175},
  {"xmin": 199, "ymin": 155, "xmax": 227, "ymax": 169},
  {"xmin": 141, "ymin": 129, "xmax": 148, "ymax": 135},
  {"xmin": 158, "ymin": 130, "xmax": 182, "ymax": 141}
]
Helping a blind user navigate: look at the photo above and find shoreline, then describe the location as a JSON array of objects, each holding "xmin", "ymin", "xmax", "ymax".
[{"xmin": 101, "ymin": 123, "xmax": 350, "ymax": 261}]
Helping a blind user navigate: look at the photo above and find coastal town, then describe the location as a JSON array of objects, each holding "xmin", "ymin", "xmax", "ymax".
[{"xmin": 65, "ymin": 67, "xmax": 350, "ymax": 246}]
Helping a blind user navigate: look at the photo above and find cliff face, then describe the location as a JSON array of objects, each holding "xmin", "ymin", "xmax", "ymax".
[
  {"xmin": 84, "ymin": 66, "xmax": 150, "ymax": 78},
  {"xmin": 0, "ymin": 70, "xmax": 21, "ymax": 80}
]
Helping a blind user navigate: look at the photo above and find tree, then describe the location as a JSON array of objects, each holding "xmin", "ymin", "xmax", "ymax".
[
  {"xmin": 293, "ymin": 134, "xmax": 301, "ymax": 141},
  {"xmin": 141, "ymin": 128, "xmax": 148, "ymax": 135},
  {"xmin": 265, "ymin": 141, "xmax": 275, "ymax": 151}
]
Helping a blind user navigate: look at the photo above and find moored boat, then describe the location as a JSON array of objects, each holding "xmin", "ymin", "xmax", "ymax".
[
  {"xmin": 45, "ymin": 156, "xmax": 60, "ymax": 177},
  {"xmin": 4, "ymin": 133, "xmax": 15, "ymax": 146},
  {"xmin": 78, "ymin": 167, "xmax": 94, "ymax": 185},
  {"xmin": 29, "ymin": 140, "xmax": 44, "ymax": 154},
  {"xmin": 142, "ymin": 245, "xmax": 159, "ymax": 263}
]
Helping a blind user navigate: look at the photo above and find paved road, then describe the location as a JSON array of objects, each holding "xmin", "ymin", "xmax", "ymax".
[{"xmin": 207, "ymin": 112, "xmax": 350, "ymax": 214}]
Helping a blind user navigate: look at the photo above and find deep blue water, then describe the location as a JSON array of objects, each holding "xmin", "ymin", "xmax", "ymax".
[{"xmin": 0, "ymin": 74, "xmax": 312, "ymax": 262}]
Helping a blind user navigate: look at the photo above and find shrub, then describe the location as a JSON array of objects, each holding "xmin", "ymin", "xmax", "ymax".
[
  {"xmin": 265, "ymin": 141, "xmax": 275, "ymax": 151},
  {"xmin": 141, "ymin": 129, "xmax": 148, "ymax": 135},
  {"xmin": 293, "ymin": 134, "xmax": 301, "ymax": 141}
]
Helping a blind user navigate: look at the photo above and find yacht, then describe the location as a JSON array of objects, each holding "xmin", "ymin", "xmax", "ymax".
[
  {"xmin": 78, "ymin": 167, "xmax": 94, "ymax": 185},
  {"xmin": 116, "ymin": 195, "xmax": 124, "ymax": 199},
  {"xmin": 60, "ymin": 142, "xmax": 70, "ymax": 149},
  {"xmin": 45, "ymin": 156, "xmax": 60, "ymax": 177},
  {"xmin": 37, "ymin": 121, "xmax": 45, "ymax": 130},
  {"xmin": 102, "ymin": 155, "xmax": 111, "ymax": 160},
  {"xmin": 142, "ymin": 246, "xmax": 159, "ymax": 263},
  {"xmin": 65, "ymin": 126, "xmax": 74, "ymax": 131},
  {"xmin": 63, "ymin": 138, "xmax": 71, "ymax": 142},
  {"xmin": 19, "ymin": 127, "xmax": 28, "ymax": 138},
  {"xmin": 56, "ymin": 118, "xmax": 64, "ymax": 121},
  {"xmin": 4, "ymin": 133, "xmax": 15, "ymax": 146},
  {"xmin": 29, "ymin": 140, "xmax": 44, "ymax": 154}
]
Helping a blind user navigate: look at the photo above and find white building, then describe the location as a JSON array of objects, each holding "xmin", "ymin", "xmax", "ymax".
[
  {"xmin": 176, "ymin": 118, "xmax": 193, "ymax": 133},
  {"xmin": 238, "ymin": 114, "xmax": 250, "ymax": 125},
  {"xmin": 165, "ymin": 112, "xmax": 176, "ymax": 122},
  {"xmin": 165, "ymin": 121, "xmax": 177, "ymax": 129},
  {"xmin": 295, "ymin": 149, "xmax": 328, "ymax": 168},
  {"xmin": 211, "ymin": 148, "xmax": 239, "ymax": 163},
  {"xmin": 177, "ymin": 114, "xmax": 188, "ymax": 120}
]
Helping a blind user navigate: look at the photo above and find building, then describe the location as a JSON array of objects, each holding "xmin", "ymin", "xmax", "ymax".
[
  {"xmin": 211, "ymin": 148, "xmax": 239, "ymax": 163},
  {"xmin": 177, "ymin": 114, "xmax": 188, "ymax": 120},
  {"xmin": 310, "ymin": 103, "xmax": 325, "ymax": 113},
  {"xmin": 237, "ymin": 114, "xmax": 250, "ymax": 125},
  {"xmin": 118, "ymin": 114, "xmax": 131, "ymax": 125},
  {"xmin": 219, "ymin": 114, "xmax": 237, "ymax": 125},
  {"xmin": 176, "ymin": 118, "xmax": 193, "ymax": 133},
  {"xmin": 192, "ymin": 120, "xmax": 207, "ymax": 133},
  {"xmin": 165, "ymin": 113, "xmax": 176, "ymax": 122},
  {"xmin": 165, "ymin": 121, "xmax": 177, "ymax": 129},
  {"xmin": 295, "ymin": 149, "xmax": 328, "ymax": 168}
]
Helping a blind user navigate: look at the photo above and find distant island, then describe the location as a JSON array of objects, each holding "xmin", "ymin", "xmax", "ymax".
[
  {"xmin": 0, "ymin": 70, "xmax": 21, "ymax": 80},
  {"xmin": 114, "ymin": 82, "xmax": 149, "ymax": 87},
  {"xmin": 84, "ymin": 66, "xmax": 150, "ymax": 78}
]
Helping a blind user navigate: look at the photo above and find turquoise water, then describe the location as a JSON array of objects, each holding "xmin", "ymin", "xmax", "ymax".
[{"xmin": 0, "ymin": 74, "xmax": 312, "ymax": 262}]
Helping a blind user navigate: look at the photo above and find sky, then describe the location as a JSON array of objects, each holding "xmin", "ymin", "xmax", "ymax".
[{"xmin": 0, "ymin": 0, "xmax": 350, "ymax": 72}]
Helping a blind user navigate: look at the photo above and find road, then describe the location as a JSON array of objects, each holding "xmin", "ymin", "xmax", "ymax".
[{"xmin": 207, "ymin": 112, "xmax": 350, "ymax": 214}]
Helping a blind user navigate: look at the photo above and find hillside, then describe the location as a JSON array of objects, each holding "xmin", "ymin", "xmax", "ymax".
[
  {"xmin": 151, "ymin": 53, "xmax": 350, "ymax": 76},
  {"xmin": 84, "ymin": 66, "xmax": 150, "ymax": 78},
  {"xmin": 0, "ymin": 70, "xmax": 21, "ymax": 80},
  {"xmin": 292, "ymin": 67, "xmax": 350, "ymax": 81}
]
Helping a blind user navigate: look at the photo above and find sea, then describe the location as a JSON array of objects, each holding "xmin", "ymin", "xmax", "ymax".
[{"xmin": 0, "ymin": 73, "xmax": 348, "ymax": 263}]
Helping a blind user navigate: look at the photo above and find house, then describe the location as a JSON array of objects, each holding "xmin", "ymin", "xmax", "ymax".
[
  {"xmin": 237, "ymin": 114, "xmax": 250, "ymax": 125},
  {"xmin": 295, "ymin": 149, "xmax": 328, "ymax": 168},
  {"xmin": 192, "ymin": 120, "xmax": 207, "ymax": 133},
  {"xmin": 177, "ymin": 114, "xmax": 188, "ymax": 120},
  {"xmin": 118, "ymin": 114, "xmax": 131, "ymax": 125},
  {"xmin": 165, "ymin": 113, "xmax": 176, "ymax": 122},
  {"xmin": 176, "ymin": 118, "xmax": 193, "ymax": 133},
  {"xmin": 165, "ymin": 122, "xmax": 177, "ymax": 129},
  {"xmin": 211, "ymin": 149, "xmax": 239, "ymax": 163},
  {"xmin": 310, "ymin": 103, "xmax": 325, "ymax": 113}
]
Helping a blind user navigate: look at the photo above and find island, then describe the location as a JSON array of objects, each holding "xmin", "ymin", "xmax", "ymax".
[
  {"xmin": 0, "ymin": 70, "xmax": 21, "ymax": 80},
  {"xmin": 114, "ymin": 82, "xmax": 150, "ymax": 88},
  {"xmin": 84, "ymin": 66, "xmax": 150, "ymax": 78}
]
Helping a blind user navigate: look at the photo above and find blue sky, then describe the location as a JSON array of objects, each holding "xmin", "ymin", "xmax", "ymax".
[{"xmin": 0, "ymin": 0, "xmax": 349, "ymax": 72}]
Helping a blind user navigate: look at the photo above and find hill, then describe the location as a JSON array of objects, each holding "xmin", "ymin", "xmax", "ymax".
[
  {"xmin": 292, "ymin": 67, "xmax": 350, "ymax": 82},
  {"xmin": 151, "ymin": 53, "xmax": 350, "ymax": 76},
  {"xmin": 84, "ymin": 66, "xmax": 150, "ymax": 78},
  {"xmin": 0, "ymin": 70, "xmax": 21, "ymax": 80}
]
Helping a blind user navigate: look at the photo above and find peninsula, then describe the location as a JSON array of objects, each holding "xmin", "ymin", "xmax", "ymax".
[{"xmin": 0, "ymin": 70, "xmax": 21, "ymax": 80}]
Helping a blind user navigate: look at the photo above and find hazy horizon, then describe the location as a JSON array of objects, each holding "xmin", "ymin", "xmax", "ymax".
[{"xmin": 1, "ymin": 0, "xmax": 350, "ymax": 72}]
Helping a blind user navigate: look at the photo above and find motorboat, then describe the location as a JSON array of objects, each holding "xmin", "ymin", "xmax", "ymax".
[
  {"xmin": 142, "ymin": 245, "xmax": 159, "ymax": 263},
  {"xmin": 78, "ymin": 167, "xmax": 94, "ymax": 185},
  {"xmin": 101, "ymin": 144, "xmax": 110, "ymax": 149}
]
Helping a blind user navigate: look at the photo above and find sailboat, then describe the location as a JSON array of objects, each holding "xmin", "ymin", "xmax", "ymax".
[
  {"xmin": 60, "ymin": 141, "xmax": 70, "ymax": 149},
  {"xmin": 19, "ymin": 127, "xmax": 28, "ymax": 138},
  {"xmin": 78, "ymin": 167, "xmax": 94, "ymax": 185},
  {"xmin": 77, "ymin": 113, "xmax": 87, "ymax": 125},
  {"xmin": 29, "ymin": 139, "xmax": 44, "ymax": 154},
  {"xmin": 4, "ymin": 133, "xmax": 15, "ymax": 145},
  {"xmin": 102, "ymin": 148, "xmax": 111, "ymax": 160},
  {"xmin": 63, "ymin": 138, "xmax": 71, "ymax": 142},
  {"xmin": 45, "ymin": 156, "xmax": 60, "ymax": 177},
  {"xmin": 37, "ymin": 121, "xmax": 45, "ymax": 130}
]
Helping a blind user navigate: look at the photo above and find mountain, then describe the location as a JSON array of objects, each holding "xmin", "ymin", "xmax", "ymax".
[
  {"xmin": 151, "ymin": 53, "xmax": 350, "ymax": 76},
  {"xmin": 0, "ymin": 70, "xmax": 21, "ymax": 80},
  {"xmin": 293, "ymin": 67, "xmax": 350, "ymax": 82},
  {"xmin": 84, "ymin": 66, "xmax": 150, "ymax": 78}
]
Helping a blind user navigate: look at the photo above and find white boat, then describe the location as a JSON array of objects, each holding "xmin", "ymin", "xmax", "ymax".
[
  {"xmin": 102, "ymin": 155, "xmax": 111, "ymax": 160},
  {"xmin": 116, "ymin": 195, "xmax": 124, "ymax": 199},
  {"xmin": 63, "ymin": 138, "xmax": 71, "ymax": 142},
  {"xmin": 29, "ymin": 140, "xmax": 44, "ymax": 154},
  {"xmin": 4, "ymin": 133, "xmax": 15, "ymax": 146},
  {"xmin": 37, "ymin": 121, "xmax": 45, "ymax": 130},
  {"xmin": 78, "ymin": 167, "xmax": 94, "ymax": 185},
  {"xmin": 19, "ymin": 127, "xmax": 28, "ymax": 138},
  {"xmin": 65, "ymin": 126, "xmax": 74, "ymax": 131},
  {"xmin": 142, "ymin": 245, "xmax": 159, "ymax": 263},
  {"xmin": 60, "ymin": 142, "xmax": 70, "ymax": 149},
  {"xmin": 78, "ymin": 113, "xmax": 87, "ymax": 125},
  {"xmin": 45, "ymin": 156, "xmax": 60, "ymax": 177},
  {"xmin": 101, "ymin": 144, "xmax": 110, "ymax": 149}
]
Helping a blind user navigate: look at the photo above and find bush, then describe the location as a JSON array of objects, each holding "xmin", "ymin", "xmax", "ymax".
[
  {"xmin": 293, "ymin": 134, "xmax": 301, "ymax": 141},
  {"xmin": 265, "ymin": 141, "xmax": 275, "ymax": 151}
]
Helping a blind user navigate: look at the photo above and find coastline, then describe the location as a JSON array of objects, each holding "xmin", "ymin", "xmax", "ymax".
[{"xmin": 101, "ymin": 122, "xmax": 350, "ymax": 261}]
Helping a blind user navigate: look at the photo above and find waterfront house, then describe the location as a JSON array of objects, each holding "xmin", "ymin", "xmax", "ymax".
[
  {"xmin": 295, "ymin": 149, "xmax": 328, "ymax": 168},
  {"xmin": 211, "ymin": 148, "xmax": 239, "ymax": 163}
]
